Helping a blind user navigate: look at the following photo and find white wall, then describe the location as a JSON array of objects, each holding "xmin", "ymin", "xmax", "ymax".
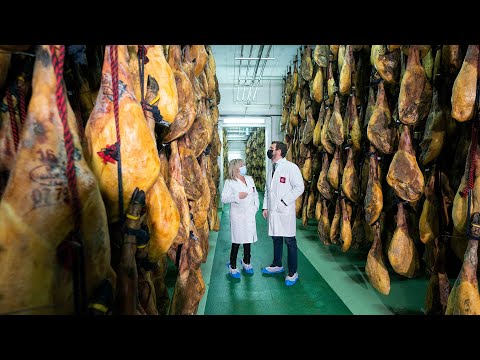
[{"xmin": 228, "ymin": 141, "xmax": 246, "ymax": 162}]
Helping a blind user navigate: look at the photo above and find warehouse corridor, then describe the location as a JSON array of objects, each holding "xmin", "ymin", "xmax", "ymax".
[{"xmin": 195, "ymin": 192, "xmax": 433, "ymax": 315}]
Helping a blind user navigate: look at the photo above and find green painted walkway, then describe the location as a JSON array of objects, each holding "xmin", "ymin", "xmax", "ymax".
[
  {"xmin": 195, "ymin": 192, "xmax": 441, "ymax": 315},
  {"xmin": 201, "ymin": 193, "xmax": 351, "ymax": 315}
]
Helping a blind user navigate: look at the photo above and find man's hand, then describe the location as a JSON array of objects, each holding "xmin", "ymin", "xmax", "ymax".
[
  {"xmin": 262, "ymin": 209, "xmax": 268, "ymax": 219},
  {"xmin": 239, "ymin": 192, "xmax": 248, "ymax": 199}
]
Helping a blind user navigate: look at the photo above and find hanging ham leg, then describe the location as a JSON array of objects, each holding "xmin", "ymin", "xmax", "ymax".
[
  {"xmin": 419, "ymin": 52, "xmax": 446, "ymax": 166},
  {"xmin": 85, "ymin": 45, "xmax": 160, "ymax": 223},
  {"xmin": 373, "ymin": 46, "xmax": 400, "ymax": 84},
  {"xmin": 186, "ymin": 99, "xmax": 213, "ymax": 157},
  {"xmin": 0, "ymin": 45, "xmax": 113, "ymax": 315},
  {"xmin": 339, "ymin": 45, "xmax": 352, "ymax": 95},
  {"xmin": 169, "ymin": 220, "xmax": 205, "ymax": 315},
  {"xmin": 364, "ymin": 146, "xmax": 383, "ymax": 225},
  {"xmin": 340, "ymin": 195, "xmax": 352, "ymax": 252},
  {"xmin": 321, "ymin": 105, "xmax": 335, "ymax": 154},
  {"xmin": 168, "ymin": 140, "xmax": 190, "ymax": 245},
  {"xmin": 313, "ymin": 104, "xmax": 324, "ymax": 148},
  {"xmin": 349, "ymin": 94, "xmax": 362, "ymax": 153},
  {"xmin": 365, "ymin": 222, "xmax": 391, "ymax": 295},
  {"xmin": 419, "ymin": 172, "xmax": 439, "ymax": 245},
  {"xmin": 451, "ymin": 45, "xmax": 479, "ymax": 122},
  {"xmin": 342, "ymin": 147, "xmax": 360, "ymax": 203},
  {"xmin": 387, "ymin": 125, "xmax": 425, "ymax": 202},
  {"xmin": 328, "ymin": 94, "xmax": 344, "ymax": 146},
  {"xmin": 330, "ymin": 197, "xmax": 341, "ymax": 244},
  {"xmin": 367, "ymin": 81, "xmax": 396, "ymax": 154},
  {"xmin": 146, "ymin": 173, "xmax": 180, "ymax": 261},
  {"xmin": 327, "ymin": 146, "xmax": 342, "ymax": 190},
  {"xmin": 191, "ymin": 153, "xmax": 210, "ymax": 242},
  {"xmin": 388, "ymin": 202, "xmax": 419, "ymax": 278},
  {"xmin": 317, "ymin": 152, "xmax": 333, "ymax": 200},
  {"xmin": 446, "ymin": 212, "xmax": 480, "ymax": 315},
  {"xmin": 162, "ymin": 45, "xmax": 196, "ymax": 143},
  {"xmin": 178, "ymin": 136, "xmax": 204, "ymax": 201},
  {"xmin": 441, "ymin": 45, "xmax": 462, "ymax": 77},
  {"xmin": 318, "ymin": 198, "xmax": 330, "ymax": 245},
  {"xmin": 151, "ymin": 256, "xmax": 170, "ymax": 314},
  {"xmin": 190, "ymin": 45, "xmax": 208, "ymax": 77},
  {"xmin": 142, "ymin": 45, "xmax": 178, "ymax": 124},
  {"xmin": 398, "ymin": 46, "xmax": 432, "ymax": 125}
]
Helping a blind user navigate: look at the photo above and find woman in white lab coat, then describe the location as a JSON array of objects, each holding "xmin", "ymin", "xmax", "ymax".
[{"xmin": 221, "ymin": 158, "xmax": 259, "ymax": 278}]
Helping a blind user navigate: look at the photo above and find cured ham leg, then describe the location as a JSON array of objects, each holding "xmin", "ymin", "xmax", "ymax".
[
  {"xmin": 451, "ymin": 45, "xmax": 479, "ymax": 122},
  {"xmin": 141, "ymin": 45, "xmax": 178, "ymax": 124},
  {"xmin": 419, "ymin": 51, "xmax": 445, "ymax": 166},
  {"xmin": 169, "ymin": 221, "xmax": 205, "ymax": 315},
  {"xmin": 162, "ymin": 45, "xmax": 196, "ymax": 143},
  {"xmin": 0, "ymin": 45, "xmax": 113, "ymax": 315},
  {"xmin": 178, "ymin": 136, "xmax": 204, "ymax": 201},
  {"xmin": 367, "ymin": 82, "xmax": 396, "ymax": 154},
  {"xmin": 186, "ymin": 99, "xmax": 213, "ymax": 157},
  {"xmin": 388, "ymin": 202, "xmax": 419, "ymax": 278},
  {"xmin": 446, "ymin": 212, "xmax": 480, "ymax": 315},
  {"xmin": 387, "ymin": 125, "xmax": 425, "ymax": 202},
  {"xmin": 146, "ymin": 174, "xmax": 180, "ymax": 261},
  {"xmin": 365, "ymin": 222, "xmax": 390, "ymax": 295},
  {"xmin": 168, "ymin": 140, "xmax": 190, "ymax": 245},
  {"xmin": 419, "ymin": 172, "xmax": 439, "ymax": 245},
  {"xmin": 85, "ymin": 45, "xmax": 160, "ymax": 223},
  {"xmin": 398, "ymin": 46, "xmax": 432, "ymax": 125},
  {"xmin": 342, "ymin": 147, "xmax": 359, "ymax": 203}
]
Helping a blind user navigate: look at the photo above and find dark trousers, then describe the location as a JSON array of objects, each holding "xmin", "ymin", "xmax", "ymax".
[
  {"xmin": 230, "ymin": 243, "xmax": 251, "ymax": 269},
  {"xmin": 272, "ymin": 236, "xmax": 298, "ymax": 276}
]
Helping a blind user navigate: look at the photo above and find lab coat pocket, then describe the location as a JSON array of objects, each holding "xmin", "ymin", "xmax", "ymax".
[{"xmin": 277, "ymin": 199, "xmax": 289, "ymax": 213}]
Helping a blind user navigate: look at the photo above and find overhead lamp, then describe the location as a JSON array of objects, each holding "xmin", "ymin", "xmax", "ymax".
[{"xmin": 223, "ymin": 117, "xmax": 265, "ymax": 125}]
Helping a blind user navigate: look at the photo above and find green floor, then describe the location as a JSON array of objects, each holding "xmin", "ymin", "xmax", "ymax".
[
  {"xmin": 166, "ymin": 192, "xmax": 451, "ymax": 315},
  {"xmin": 202, "ymin": 202, "xmax": 352, "ymax": 315}
]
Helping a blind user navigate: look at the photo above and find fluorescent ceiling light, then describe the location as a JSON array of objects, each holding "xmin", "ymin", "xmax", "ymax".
[{"xmin": 223, "ymin": 117, "xmax": 265, "ymax": 125}]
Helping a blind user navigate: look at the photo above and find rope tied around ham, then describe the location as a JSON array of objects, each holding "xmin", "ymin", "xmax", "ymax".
[
  {"xmin": 6, "ymin": 86, "xmax": 19, "ymax": 151},
  {"xmin": 461, "ymin": 58, "xmax": 480, "ymax": 241},
  {"xmin": 16, "ymin": 75, "xmax": 27, "ymax": 126},
  {"xmin": 109, "ymin": 45, "xmax": 125, "ymax": 224},
  {"xmin": 49, "ymin": 44, "xmax": 88, "ymax": 314}
]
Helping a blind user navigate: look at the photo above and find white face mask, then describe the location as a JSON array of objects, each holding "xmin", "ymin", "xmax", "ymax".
[{"xmin": 239, "ymin": 165, "xmax": 247, "ymax": 176}]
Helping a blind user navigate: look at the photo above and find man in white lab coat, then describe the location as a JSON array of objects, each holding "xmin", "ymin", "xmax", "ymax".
[{"xmin": 261, "ymin": 141, "xmax": 304, "ymax": 286}]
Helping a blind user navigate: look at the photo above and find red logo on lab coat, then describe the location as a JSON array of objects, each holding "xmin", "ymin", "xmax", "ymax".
[{"xmin": 280, "ymin": 177, "xmax": 286, "ymax": 183}]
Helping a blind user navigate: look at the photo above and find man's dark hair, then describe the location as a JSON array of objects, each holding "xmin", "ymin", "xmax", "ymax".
[{"xmin": 272, "ymin": 141, "xmax": 288, "ymax": 158}]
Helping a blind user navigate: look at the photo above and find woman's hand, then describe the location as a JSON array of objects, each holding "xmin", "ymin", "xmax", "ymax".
[{"xmin": 239, "ymin": 192, "xmax": 248, "ymax": 199}]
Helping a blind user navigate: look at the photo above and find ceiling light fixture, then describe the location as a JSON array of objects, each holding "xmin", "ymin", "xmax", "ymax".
[{"xmin": 222, "ymin": 117, "xmax": 265, "ymax": 125}]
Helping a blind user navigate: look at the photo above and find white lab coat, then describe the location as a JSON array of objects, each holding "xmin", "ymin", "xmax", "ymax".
[
  {"xmin": 263, "ymin": 157, "xmax": 305, "ymax": 237},
  {"xmin": 221, "ymin": 175, "xmax": 259, "ymax": 244}
]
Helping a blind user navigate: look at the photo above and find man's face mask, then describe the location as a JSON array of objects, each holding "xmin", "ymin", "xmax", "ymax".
[{"xmin": 267, "ymin": 149, "xmax": 274, "ymax": 159}]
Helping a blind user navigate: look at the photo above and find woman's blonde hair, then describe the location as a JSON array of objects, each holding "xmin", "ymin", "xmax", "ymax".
[{"xmin": 226, "ymin": 158, "xmax": 244, "ymax": 180}]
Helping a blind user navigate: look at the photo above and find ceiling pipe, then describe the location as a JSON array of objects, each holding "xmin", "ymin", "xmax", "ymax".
[
  {"xmin": 235, "ymin": 45, "xmax": 244, "ymax": 101},
  {"xmin": 241, "ymin": 45, "xmax": 255, "ymax": 101},
  {"xmin": 250, "ymin": 45, "xmax": 272, "ymax": 102},
  {"xmin": 245, "ymin": 45, "xmax": 264, "ymax": 103}
]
